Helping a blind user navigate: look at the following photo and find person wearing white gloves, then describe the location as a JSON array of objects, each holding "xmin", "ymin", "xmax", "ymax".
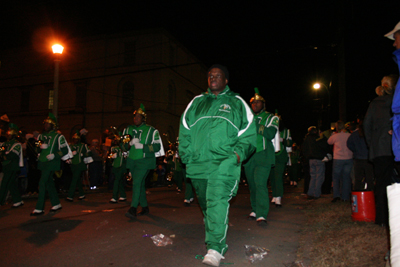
[
  {"xmin": 30, "ymin": 113, "xmax": 72, "ymax": 216},
  {"xmin": 122, "ymin": 104, "xmax": 164, "ymax": 219}
]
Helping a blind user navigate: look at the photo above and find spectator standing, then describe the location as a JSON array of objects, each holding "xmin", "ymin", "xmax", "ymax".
[
  {"xmin": 302, "ymin": 126, "xmax": 330, "ymax": 199},
  {"xmin": 364, "ymin": 75, "xmax": 397, "ymax": 226},
  {"xmin": 327, "ymin": 121, "xmax": 353, "ymax": 202},
  {"xmin": 385, "ymin": 22, "xmax": 400, "ymax": 161},
  {"xmin": 346, "ymin": 119, "xmax": 374, "ymax": 191}
]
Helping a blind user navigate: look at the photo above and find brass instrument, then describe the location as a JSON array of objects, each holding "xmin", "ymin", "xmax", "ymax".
[
  {"xmin": 121, "ymin": 134, "xmax": 132, "ymax": 144},
  {"xmin": 35, "ymin": 140, "xmax": 44, "ymax": 147}
]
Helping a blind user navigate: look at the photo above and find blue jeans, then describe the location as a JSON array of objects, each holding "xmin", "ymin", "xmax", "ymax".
[
  {"xmin": 332, "ymin": 159, "xmax": 353, "ymax": 200},
  {"xmin": 307, "ymin": 159, "xmax": 325, "ymax": 198}
]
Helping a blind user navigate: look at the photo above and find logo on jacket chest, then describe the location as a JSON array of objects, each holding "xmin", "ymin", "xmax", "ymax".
[{"xmin": 219, "ymin": 104, "xmax": 231, "ymax": 113}]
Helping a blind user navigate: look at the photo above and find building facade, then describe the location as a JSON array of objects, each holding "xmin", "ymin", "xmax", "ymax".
[{"xmin": 0, "ymin": 29, "xmax": 207, "ymax": 145}]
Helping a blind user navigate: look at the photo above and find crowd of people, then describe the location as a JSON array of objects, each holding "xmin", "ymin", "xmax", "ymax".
[{"xmin": 0, "ymin": 22, "xmax": 400, "ymax": 267}]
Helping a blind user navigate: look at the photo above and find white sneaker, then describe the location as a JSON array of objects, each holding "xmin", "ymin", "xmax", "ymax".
[
  {"xmin": 322, "ymin": 156, "xmax": 329, "ymax": 162},
  {"xmin": 12, "ymin": 201, "xmax": 24, "ymax": 208},
  {"xmin": 110, "ymin": 198, "xmax": 118, "ymax": 203},
  {"xmin": 118, "ymin": 197, "xmax": 127, "ymax": 201},
  {"xmin": 50, "ymin": 204, "xmax": 62, "ymax": 212},
  {"xmin": 271, "ymin": 197, "xmax": 276, "ymax": 203},
  {"xmin": 202, "ymin": 249, "xmax": 224, "ymax": 266},
  {"xmin": 275, "ymin": 197, "xmax": 282, "ymax": 205}
]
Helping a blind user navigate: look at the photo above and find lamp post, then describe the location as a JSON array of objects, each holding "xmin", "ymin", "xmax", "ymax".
[
  {"xmin": 313, "ymin": 82, "xmax": 331, "ymax": 130},
  {"xmin": 52, "ymin": 44, "xmax": 64, "ymax": 120}
]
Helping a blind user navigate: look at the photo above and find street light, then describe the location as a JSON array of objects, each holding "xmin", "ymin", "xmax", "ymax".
[
  {"xmin": 312, "ymin": 82, "xmax": 330, "ymax": 107},
  {"xmin": 52, "ymin": 44, "xmax": 64, "ymax": 120},
  {"xmin": 312, "ymin": 82, "xmax": 331, "ymax": 131}
]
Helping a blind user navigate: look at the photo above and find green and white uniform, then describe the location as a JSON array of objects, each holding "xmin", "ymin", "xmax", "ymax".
[
  {"xmin": 36, "ymin": 130, "xmax": 71, "ymax": 210},
  {"xmin": 111, "ymin": 145, "xmax": 127, "ymax": 200},
  {"xmin": 244, "ymin": 111, "xmax": 279, "ymax": 219},
  {"xmin": 0, "ymin": 138, "xmax": 23, "ymax": 205},
  {"xmin": 270, "ymin": 128, "xmax": 292, "ymax": 198},
  {"xmin": 123, "ymin": 123, "xmax": 162, "ymax": 208},
  {"xmin": 67, "ymin": 142, "xmax": 91, "ymax": 199},
  {"xmin": 179, "ymin": 85, "xmax": 256, "ymax": 255}
]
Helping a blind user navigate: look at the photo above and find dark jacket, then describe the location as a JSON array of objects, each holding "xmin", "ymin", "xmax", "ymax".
[
  {"xmin": 302, "ymin": 132, "xmax": 329, "ymax": 160},
  {"xmin": 346, "ymin": 129, "xmax": 369, "ymax": 160},
  {"xmin": 364, "ymin": 94, "xmax": 393, "ymax": 160}
]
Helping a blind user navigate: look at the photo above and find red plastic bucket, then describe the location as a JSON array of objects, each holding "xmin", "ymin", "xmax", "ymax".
[{"xmin": 351, "ymin": 191, "xmax": 376, "ymax": 222}]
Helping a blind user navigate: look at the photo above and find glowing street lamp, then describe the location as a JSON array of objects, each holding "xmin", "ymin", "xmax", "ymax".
[
  {"xmin": 52, "ymin": 44, "xmax": 64, "ymax": 120},
  {"xmin": 312, "ymin": 82, "xmax": 330, "ymax": 107}
]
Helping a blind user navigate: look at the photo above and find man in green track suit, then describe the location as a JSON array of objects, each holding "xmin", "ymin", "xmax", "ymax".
[
  {"xmin": 65, "ymin": 132, "xmax": 92, "ymax": 202},
  {"xmin": 31, "ymin": 113, "xmax": 72, "ymax": 216},
  {"xmin": 0, "ymin": 123, "xmax": 24, "ymax": 207},
  {"xmin": 123, "ymin": 104, "xmax": 164, "ymax": 219},
  {"xmin": 244, "ymin": 88, "xmax": 279, "ymax": 225},
  {"xmin": 179, "ymin": 65, "xmax": 256, "ymax": 266}
]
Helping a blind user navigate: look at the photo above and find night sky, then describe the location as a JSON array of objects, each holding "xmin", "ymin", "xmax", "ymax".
[{"xmin": 1, "ymin": 0, "xmax": 400, "ymax": 143}]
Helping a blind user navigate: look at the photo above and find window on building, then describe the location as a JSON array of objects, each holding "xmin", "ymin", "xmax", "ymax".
[
  {"xmin": 75, "ymin": 82, "xmax": 87, "ymax": 110},
  {"xmin": 20, "ymin": 87, "xmax": 30, "ymax": 112},
  {"xmin": 124, "ymin": 41, "xmax": 136, "ymax": 66},
  {"xmin": 169, "ymin": 45, "xmax": 176, "ymax": 66},
  {"xmin": 122, "ymin": 81, "xmax": 134, "ymax": 107},
  {"xmin": 48, "ymin": 89, "xmax": 54, "ymax": 110}
]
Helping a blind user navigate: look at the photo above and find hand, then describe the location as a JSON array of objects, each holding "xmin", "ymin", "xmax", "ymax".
[
  {"xmin": 66, "ymin": 159, "xmax": 72, "ymax": 164},
  {"xmin": 46, "ymin": 154, "xmax": 55, "ymax": 161},
  {"xmin": 112, "ymin": 153, "xmax": 117, "ymax": 159},
  {"xmin": 389, "ymin": 130, "xmax": 393, "ymax": 135},
  {"xmin": 72, "ymin": 151, "xmax": 77, "ymax": 155},
  {"xmin": 40, "ymin": 143, "xmax": 48, "ymax": 149},
  {"xmin": 134, "ymin": 143, "xmax": 143, "ymax": 149},
  {"xmin": 129, "ymin": 138, "xmax": 140, "ymax": 146}
]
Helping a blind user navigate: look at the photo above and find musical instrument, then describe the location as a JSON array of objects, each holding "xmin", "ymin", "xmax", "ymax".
[
  {"xmin": 121, "ymin": 134, "xmax": 132, "ymax": 144},
  {"xmin": 35, "ymin": 140, "xmax": 44, "ymax": 147}
]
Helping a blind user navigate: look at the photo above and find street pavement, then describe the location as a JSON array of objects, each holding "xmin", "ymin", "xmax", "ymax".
[{"xmin": 0, "ymin": 182, "xmax": 309, "ymax": 267}]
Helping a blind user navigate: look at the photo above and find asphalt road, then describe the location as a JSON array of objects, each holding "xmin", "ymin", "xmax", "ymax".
[{"xmin": 0, "ymin": 182, "xmax": 309, "ymax": 267}]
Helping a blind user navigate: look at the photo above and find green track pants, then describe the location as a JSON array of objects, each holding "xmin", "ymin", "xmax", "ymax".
[
  {"xmin": 0, "ymin": 170, "xmax": 22, "ymax": 205},
  {"xmin": 191, "ymin": 178, "xmax": 238, "ymax": 256},
  {"xmin": 244, "ymin": 153, "xmax": 272, "ymax": 219}
]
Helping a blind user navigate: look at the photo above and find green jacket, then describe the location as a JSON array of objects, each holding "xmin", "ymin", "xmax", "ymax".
[
  {"xmin": 246, "ymin": 110, "xmax": 279, "ymax": 166},
  {"xmin": 123, "ymin": 123, "xmax": 162, "ymax": 170},
  {"xmin": 275, "ymin": 128, "xmax": 293, "ymax": 163},
  {"xmin": 69, "ymin": 142, "xmax": 91, "ymax": 172},
  {"xmin": 1, "ymin": 138, "xmax": 23, "ymax": 172},
  {"xmin": 179, "ymin": 85, "xmax": 257, "ymax": 180},
  {"xmin": 37, "ymin": 130, "xmax": 70, "ymax": 171}
]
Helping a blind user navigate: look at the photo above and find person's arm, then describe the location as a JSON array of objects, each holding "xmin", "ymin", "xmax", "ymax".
[{"xmin": 232, "ymin": 96, "xmax": 257, "ymax": 163}]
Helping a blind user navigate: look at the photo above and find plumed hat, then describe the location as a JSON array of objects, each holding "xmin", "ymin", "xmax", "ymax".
[
  {"xmin": 250, "ymin": 87, "xmax": 265, "ymax": 103},
  {"xmin": 133, "ymin": 103, "xmax": 147, "ymax": 121},
  {"xmin": 43, "ymin": 112, "xmax": 58, "ymax": 128}
]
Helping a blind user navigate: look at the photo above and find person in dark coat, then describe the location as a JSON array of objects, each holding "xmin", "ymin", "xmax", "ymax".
[
  {"xmin": 364, "ymin": 75, "xmax": 398, "ymax": 226},
  {"xmin": 301, "ymin": 126, "xmax": 330, "ymax": 199}
]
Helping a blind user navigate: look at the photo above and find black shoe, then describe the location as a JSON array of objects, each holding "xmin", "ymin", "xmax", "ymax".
[
  {"xmin": 256, "ymin": 219, "xmax": 268, "ymax": 226},
  {"xmin": 125, "ymin": 207, "xmax": 137, "ymax": 219},
  {"xmin": 275, "ymin": 204, "xmax": 282, "ymax": 208},
  {"xmin": 306, "ymin": 196, "xmax": 315, "ymax": 200},
  {"xmin": 138, "ymin": 206, "xmax": 149, "ymax": 216},
  {"xmin": 247, "ymin": 215, "xmax": 256, "ymax": 221},
  {"xmin": 30, "ymin": 210, "xmax": 45, "ymax": 216},
  {"xmin": 331, "ymin": 197, "xmax": 341, "ymax": 203},
  {"xmin": 65, "ymin": 197, "xmax": 73, "ymax": 202}
]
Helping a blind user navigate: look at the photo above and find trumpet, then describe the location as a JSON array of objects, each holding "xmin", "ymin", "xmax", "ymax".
[
  {"xmin": 121, "ymin": 134, "xmax": 132, "ymax": 144},
  {"xmin": 35, "ymin": 140, "xmax": 44, "ymax": 147}
]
